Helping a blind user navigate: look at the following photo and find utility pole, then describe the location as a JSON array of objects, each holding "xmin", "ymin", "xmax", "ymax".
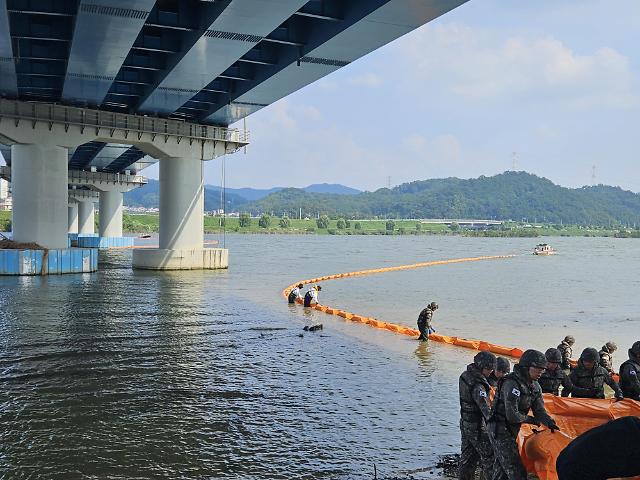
[
  {"xmin": 386, "ymin": 176, "xmax": 391, "ymax": 189},
  {"xmin": 591, "ymin": 165, "xmax": 596, "ymax": 185}
]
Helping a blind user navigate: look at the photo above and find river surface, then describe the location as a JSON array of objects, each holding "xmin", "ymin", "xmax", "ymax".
[{"xmin": 1, "ymin": 235, "xmax": 639, "ymax": 479}]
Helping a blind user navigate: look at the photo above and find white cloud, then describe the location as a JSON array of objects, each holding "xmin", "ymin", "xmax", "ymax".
[{"xmin": 395, "ymin": 23, "xmax": 639, "ymax": 109}]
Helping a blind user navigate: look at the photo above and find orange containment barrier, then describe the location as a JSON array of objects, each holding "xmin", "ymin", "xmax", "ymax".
[
  {"xmin": 282, "ymin": 254, "xmax": 527, "ymax": 356},
  {"xmin": 519, "ymin": 395, "xmax": 640, "ymax": 480}
]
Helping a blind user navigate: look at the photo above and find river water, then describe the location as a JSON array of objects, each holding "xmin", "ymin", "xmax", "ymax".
[{"xmin": 1, "ymin": 235, "xmax": 639, "ymax": 479}]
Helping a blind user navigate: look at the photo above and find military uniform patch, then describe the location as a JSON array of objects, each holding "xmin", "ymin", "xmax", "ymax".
[
  {"xmin": 631, "ymin": 370, "xmax": 637, "ymax": 375},
  {"xmin": 479, "ymin": 390, "xmax": 487, "ymax": 398},
  {"xmin": 512, "ymin": 388, "xmax": 521, "ymax": 397}
]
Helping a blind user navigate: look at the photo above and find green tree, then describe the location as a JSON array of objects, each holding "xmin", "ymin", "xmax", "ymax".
[
  {"xmin": 385, "ymin": 220, "xmax": 395, "ymax": 231},
  {"xmin": 354, "ymin": 222, "xmax": 362, "ymax": 230},
  {"xmin": 239, "ymin": 213, "xmax": 251, "ymax": 228},
  {"xmin": 317, "ymin": 215, "xmax": 330, "ymax": 229},
  {"xmin": 336, "ymin": 218, "xmax": 346, "ymax": 229},
  {"xmin": 345, "ymin": 219, "xmax": 351, "ymax": 228},
  {"xmin": 415, "ymin": 223, "xmax": 422, "ymax": 231},
  {"xmin": 449, "ymin": 222, "xmax": 460, "ymax": 232},
  {"xmin": 279, "ymin": 216, "xmax": 291, "ymax": 228},
  {"xmin": 258, "ymin": 214, "xmax": 271, "ymax": 228}
]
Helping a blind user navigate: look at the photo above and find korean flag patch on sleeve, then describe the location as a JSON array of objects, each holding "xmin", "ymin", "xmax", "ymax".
[
  {"xmin": 479, "ymin": 390, "xmax": 487, "ymax": 398},
  {"xmin": 512, "ymin": 388, "xmax": 521, "ymax": 397},
  {"xmin": 631, "ymin": 370, "xmax": 637, "ymax": 376}
]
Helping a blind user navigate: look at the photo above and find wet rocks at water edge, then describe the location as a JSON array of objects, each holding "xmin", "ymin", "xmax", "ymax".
[{"xmin": 303, "ymin": 324, "xmax": 323, "ymax": 332}]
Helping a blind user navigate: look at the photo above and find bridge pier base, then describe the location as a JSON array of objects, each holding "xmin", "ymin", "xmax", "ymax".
[{"xmin": 133, "ymin": 156, "xmax": 227, "ymax": 270}]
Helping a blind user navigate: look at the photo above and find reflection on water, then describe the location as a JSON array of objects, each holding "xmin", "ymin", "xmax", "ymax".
[{"xmin": 1, "ymin": 235, "xmax": 639, "ymax": 478}]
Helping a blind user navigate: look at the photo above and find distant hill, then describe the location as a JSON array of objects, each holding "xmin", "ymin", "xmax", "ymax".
[
  {"xmin": 242, "ymin": 172, "xmax": 640, "ymax": 226},
  {"xmin": 124, "ymin": 180, "xmax": 360, "ymax": 210}
]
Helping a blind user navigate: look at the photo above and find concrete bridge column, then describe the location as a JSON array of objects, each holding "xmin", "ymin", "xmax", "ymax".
[
  {"xmin": 159, "ymin": 156, "xmax": 203, "ymax": 250},
  {"xmin": 98, "ymin": 189, "xmax": 123, "ymax": 238},
  {"xmin": 68, "ymin": 202, "xmax": 79, "ymax": 234},
  {"xmin": 11, "ymin": 143, "xmax": 68, "ymax": 249},
  {"xmin": 78, "ymin": 200, "xmax": 95, "ymax": 234},
  {"xmin": 133, "ymin": 156, "xmax": 227, "ymax": 270}
]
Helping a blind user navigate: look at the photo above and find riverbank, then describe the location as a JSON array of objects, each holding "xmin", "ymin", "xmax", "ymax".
[{"xmin": 1, "ymin": 210, "xmax": 637, "ymax": 238}]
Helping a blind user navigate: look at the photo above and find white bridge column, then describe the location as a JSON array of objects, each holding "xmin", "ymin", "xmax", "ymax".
[
  {"xmin": 11, "ymin": 143, "xmax": 68, "ymax": 249},
  {"xmin": 78, "ymin": 200, "xmax": 95, "ymax": 234},
  {"xmin": 68, "ymin": 202, "xmax": 78, "ymax": 234},
  {"xmin": 159, "ymin": 156, "xmax": 203, "ymax": 250},
  {"xmin": 99, "ymin": 189, "xmax": 123, "ymax": 237},
  {"xmin": 133, "ymin": 156, "xmax": 227, "ymax": 270}
]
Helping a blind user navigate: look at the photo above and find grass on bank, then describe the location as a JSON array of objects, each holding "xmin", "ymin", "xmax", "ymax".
[{"xmin": 1, "ymin": 210, "xmax": 638, "ymax": 238}]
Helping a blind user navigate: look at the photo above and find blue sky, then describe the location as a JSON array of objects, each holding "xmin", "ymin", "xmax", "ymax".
[{"xmin": 201, "ymin": 0, "xmax": 640, "ymax": 192}]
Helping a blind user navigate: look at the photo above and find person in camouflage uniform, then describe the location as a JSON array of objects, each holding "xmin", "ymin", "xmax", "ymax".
[
  {"xmin": 488, "ymin": 349, "xmax": 559, "ymax": 480},
  {"xmin": 458, "ymin": 351, "xmax": 497, "ymax": 480},
  {"xmin": 539, "ymin": 348, "xmax": 592, "ymax": 396},
  {"xmin": 598, "ymin": 341, "xmax": 617, "ymax": 374},
  {"xmin": 562, "ymin": 347, "xmax": 623, "ymax": 400},
  {"xmin": 557, "ymin": 335, "xmax": 575, "ymax": 371},
  {"xmin": 619, "ymin": 341, "xmax": 640, "ymax": 401},
  {"xmin": 417, "ymin": 302, "xmax": 438, "ymax": 341},
  {"xmin": 488, "ymin": 357, "xmax": 510, "ymax": 388}
]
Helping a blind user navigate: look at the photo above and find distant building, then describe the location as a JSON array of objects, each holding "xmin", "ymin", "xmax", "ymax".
[{"xmin": 0, "ymin": 179, "xmax": 11, "ymax": 211}]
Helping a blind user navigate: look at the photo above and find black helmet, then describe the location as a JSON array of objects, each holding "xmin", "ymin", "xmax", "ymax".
[
  {"xmin": 429, "ymin": 302, "xmax": 438, "ymax": 310},
  {"xmin": 497, "ymin": 357, "xmax": 511, "ymax": 373},
  {"xmin": 474, "ymin": 351, "xmax": 497, "ymax": 371},
  {"xmin": 629, "ymin": 341, "xmax": 640, "ymax": 357},
  {"xmin": 604, "ymin": 341, "xmax": 617, "ymax": 352},
  {"xmin": 519, "ymin": 349, "xmax": 547, "ymax": 369},
  {"xmin": 580, "ymin": 347, "xmax": 599, "ymax": 363},
  {"xmin": 545, "ymin": 348, "xmax": 562, "ymax": 364},
  {"xmin": 564, "ymin": 335, "xmax": 575, "ymax": 345}
]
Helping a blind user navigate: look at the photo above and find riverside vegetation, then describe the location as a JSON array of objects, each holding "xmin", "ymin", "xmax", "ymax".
[{"xmin": 2, "ymin": 212, "xmax": 639, "ymax": 239}]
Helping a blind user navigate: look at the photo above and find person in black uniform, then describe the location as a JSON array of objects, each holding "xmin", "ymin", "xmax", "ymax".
[
  {"xmin": 556, "ymin": 416, "xmax": 640, "ymax": 480},
  {"xmin": 619, "ymin": 340, "xmax": 640, "ymax": 401}
]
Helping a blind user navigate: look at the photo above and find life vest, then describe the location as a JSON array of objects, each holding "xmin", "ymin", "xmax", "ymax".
[
  {"xmin": 490, "ymin": 367, "xmax": 542, "ymax": 435},
  {"xmin": 569, "ymin": 364, "xmax": 609, "ymax": 398},
  {"xmin": 539, "ymin": 368, "xmax": 565, "ymax": 395}
]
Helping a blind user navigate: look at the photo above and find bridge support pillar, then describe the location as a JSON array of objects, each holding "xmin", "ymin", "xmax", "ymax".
[
  {"xmin": 68, "ymin": 202, "xmax": 79, "ymax": 234},
  {"xmin": 11, "ymin": 143, "xmax": 68, "ymax": 249},
  {"xmin": 133, "ymin": 156, "xmax": 227, "ymax": 270},
  {"xmin": 99, "ymin": 189, "xmax": 123, "ymax": 238},
  {"xmin": 78, "ymin": 200, "xmax": 95, "ymax": 235}
]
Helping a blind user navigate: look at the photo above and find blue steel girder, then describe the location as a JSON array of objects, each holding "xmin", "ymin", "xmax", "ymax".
[
  {"xmin": 102, "ymin": 146, "xmax": 146, "ymax": 173},
  {"xmin": 0, "ymin": 0, "xmax": 18, "ymax": 97},
  {"xmin": 201, "ymin": 0, "xmax": 469, "ymax": 125},
  {"xmin": 138, "ymin": 0, "xmax": 309, "ymax": 116},
  {"xmin": 61, "ymin": 0, "xmax": 156, "ymax": 107},
  {"xmin": 6, "ymin": 0, "xmax": 77, "ymax": 102},
  {"xmin": 103, "ymin": 0, "xmax": 233, "ymax": 112},
  {"xmin": 68, "ymin": 141, "xmax": 107, "ymax": 170}
]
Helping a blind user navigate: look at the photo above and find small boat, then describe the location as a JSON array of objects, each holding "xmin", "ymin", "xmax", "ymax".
[
  {"xmin": 138, "ymin": 233, "xmax": 151, "ymax": 239},
  {"xmin": 533, "ymin": 243, "xmax": 556, "ymax": 255}
]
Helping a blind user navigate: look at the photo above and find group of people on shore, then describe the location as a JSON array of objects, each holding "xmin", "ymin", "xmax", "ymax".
[{"xmin": 458, "ymin": 337, "xmax": 640, "ymax": 480}]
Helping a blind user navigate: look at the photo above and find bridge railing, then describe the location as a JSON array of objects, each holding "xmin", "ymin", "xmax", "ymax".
[{"xmin": 0, "ymin": 99, "xmax": 249, "ymax": 145}]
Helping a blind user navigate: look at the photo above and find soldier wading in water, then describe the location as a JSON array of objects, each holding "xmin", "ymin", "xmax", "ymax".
[
  {"xmin": 488, "ymin": 349, "xmax": 559, "ymax": 480},
  {"xmin": 458, "ymin": 351, "xmax": 497, "ymax": 480},
  {"xmin": 417, "ymin": 302, "xmax": 438, "ymax": 341}
]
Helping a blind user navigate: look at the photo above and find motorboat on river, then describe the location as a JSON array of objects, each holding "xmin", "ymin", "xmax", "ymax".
[{"xmin": 533, "ymin": 243, "xmax": 556, "ymax": 255}]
